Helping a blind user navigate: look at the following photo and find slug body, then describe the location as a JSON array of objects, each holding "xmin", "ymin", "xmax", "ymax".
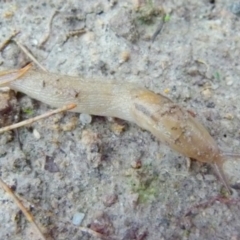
[{"xmin": 0, "ymin": 67, "xmax": 230, "ymax": 193}]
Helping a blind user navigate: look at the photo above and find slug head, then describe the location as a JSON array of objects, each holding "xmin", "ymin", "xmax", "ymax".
[
  {"xmin": 131, "ymin": 89, "xmax": 220, "ymax": 162},
  {"xmin": 131, "ymin": 89, "xmax": 231, "ymax": 194}
]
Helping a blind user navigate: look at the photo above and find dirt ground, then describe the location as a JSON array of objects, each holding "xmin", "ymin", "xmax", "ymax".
[{"xmin": 0, "ymin": 1, "xmax": 240, "ymax": 239}]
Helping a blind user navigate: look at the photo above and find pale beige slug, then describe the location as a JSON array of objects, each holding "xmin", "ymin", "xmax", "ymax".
[{"xmin": 0, "ymin": 65, "xmax": 233, "ymax": 194}]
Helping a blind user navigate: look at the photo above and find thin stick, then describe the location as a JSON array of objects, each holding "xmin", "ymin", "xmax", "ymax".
[
  {"xmin": 66, "ymin": 29, "xmax": 86, "ymax": 38},
  {"xmin": 0, "ymin": 30, "xmax": 20, "ymax": 51},
  {"xmin": 0, "ymin": 103, "xmax": 76, "ymax": 134},
  {"xmin": 151, "ymin": 20, "xmax": 164, "ymax": 42},
  {"xmin": 0, "ymin": 177, "xmax": 46, "ymax": 240},
  {"xmin": 39, "ymin": 10, "xmax": 58, "ymax": 48},
  {"xmin": 221, "ymin": 152, "xmax": 240, "ymax": 158},
  {"xmin": 0, "ymin": 63, "xmax": 32, "ymax": 86},
  {"xmin": 63, "ymin": 28, "xmax": 86, "ymax": 45},
  {"xmin": 79, "ymin": 227, "xmax": 107, "ymax": 239},
  {"xmin": 12, "ymin": 40, "xmax": 47, "ymax": 72},
  {"xmin": 184, "ymin": 195, "xmax": 240, "ymax": 217}
]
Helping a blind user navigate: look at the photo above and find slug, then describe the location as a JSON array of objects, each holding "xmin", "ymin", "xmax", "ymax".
[{"xmin": 0, "ymin": 65, "xmax": 233, "ymax": 194}]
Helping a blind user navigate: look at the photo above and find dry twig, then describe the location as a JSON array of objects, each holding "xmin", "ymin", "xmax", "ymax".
[
  {"xmin": 0, "ymin": 177, "xmax": 46, "ymax": 240},
  {"xmin": 79, "ymin": 226, "xmax": 109, "ymax": 240},
  {"xmin": 0, "ymin": 103, "xmax": 76, "ymax": 134},
  {"xmin": 12, "ymin": 40, "xmax": 47, "ymax": 71},
  {"xmin": 0, "ymin": 63, "xmax": 32, "ymax": 86},
  {"xmin": 39, "ymin": 10, "xmax": 59, "ymax": 48},
  {"xmin": 0, "ymin": 30, "xmax": 20, "ymax": 51}
]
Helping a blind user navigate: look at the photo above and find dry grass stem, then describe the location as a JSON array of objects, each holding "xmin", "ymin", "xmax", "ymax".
[
  {"xmin": 0, "ymin": 177, "xmax": 46, "ymax": 240},
  {"xmin": 0, "ymin": 104, "xmax": 76, "ymax": 134}
]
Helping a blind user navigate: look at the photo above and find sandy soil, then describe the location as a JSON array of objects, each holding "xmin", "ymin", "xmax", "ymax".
[{"xmin": 0, "ymin": 1, "xmax": 240, "ymax": 239}]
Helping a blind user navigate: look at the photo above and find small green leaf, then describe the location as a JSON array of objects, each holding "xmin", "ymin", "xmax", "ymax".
[
  {"xmin": 214, "ymin": 71, "xmax": 221, "ymax": 81},
  {"xmin": 22, "ymin": 108, "xmax": 34, "ymax": 115},
  {"xmin": 164, "ymin": 14, "xmax": 171, "ymax": 22}
]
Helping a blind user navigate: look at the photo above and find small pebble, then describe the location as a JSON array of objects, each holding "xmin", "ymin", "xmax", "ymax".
[
  {"xmin": 201, "ymin": 88, "xmax": 212, "ymax": 98},
  {"xmin": 79, "ymin": 113, "xmax": 92, "ymax": 125},
  {"xmin": 229, "ymin": 2, "xmax": 240, "ymax": 17},
  {"xmin": 119, "ymin": 51, "xmax": 130, "ymax": 63},
  {"xmin": 131, "ymin": 159, "xmax": 142, "ymax": 169},
  {"xmin": 225, "ymin": 77, "xmax": 233, "ymax": 86},
  {"xmin": 164, "ymin": 88, "xmax": 170, "ymax": 94},
  {"xmin": 31, "ymin": 38, "xmax": 39, "ymax": 46},
  {"xmin": 224, "ymin": 113, "xmax": 234, "ymax": 120},
  {"xmin": 72, "ymin": 212, "xmax": 85, "ymax": 226},
  {"xmin": 33, "ymin": 128, "xmax": 41, "ymax": 140}
]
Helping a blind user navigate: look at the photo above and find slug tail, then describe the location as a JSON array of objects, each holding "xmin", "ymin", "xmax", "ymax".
[{"xmin": 212, "ymin": 159, "xmax": 232, "ymax": 195}]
